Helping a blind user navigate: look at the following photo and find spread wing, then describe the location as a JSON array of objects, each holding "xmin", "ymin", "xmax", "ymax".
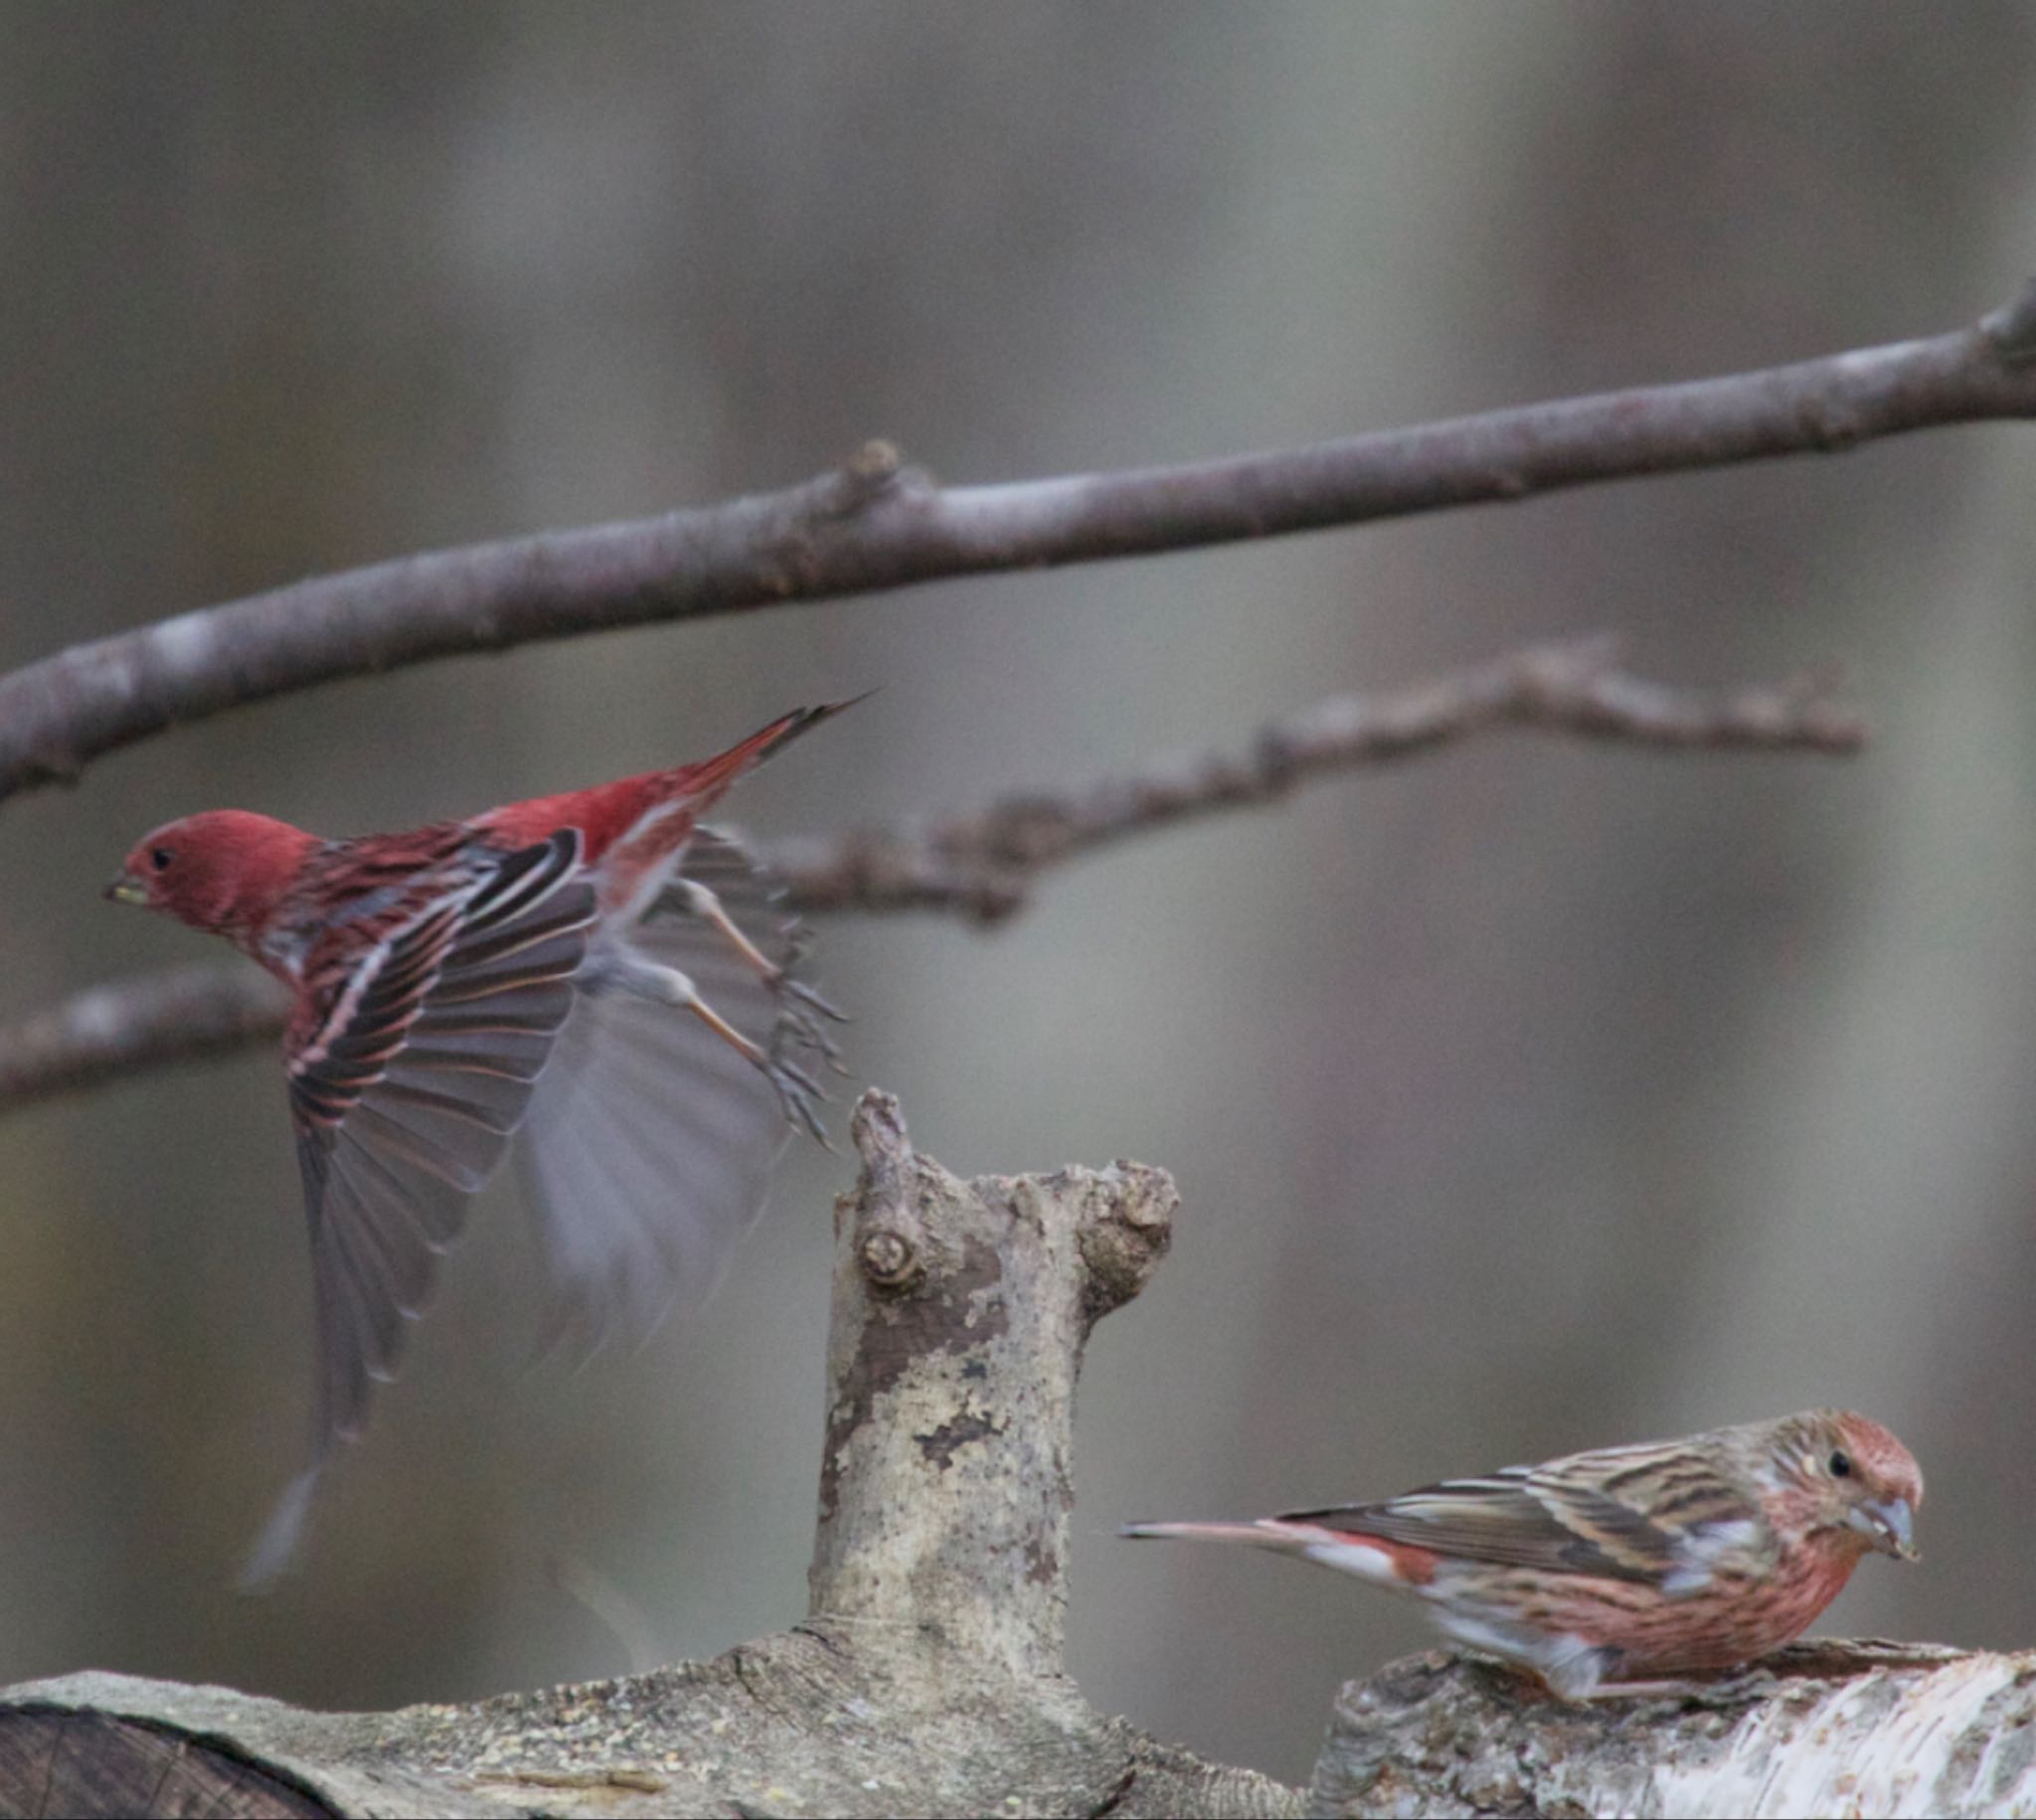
[
  {"xmin": 516, "ymin": 827, "xmax": 830, "ymax": 1358},
  {"xmin": 1283, "ymin": 1439, "xmax": 1770, "ymax": 1588},
  {"xmin": 244, "ymin": 831, "xmax": 594, "ymax": 1585}
]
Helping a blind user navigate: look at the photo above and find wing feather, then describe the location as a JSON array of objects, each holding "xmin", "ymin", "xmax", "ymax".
[
  {"xmin": 245, "ymin": 830, "xmax": 594, "ymax": 1585},
  {"xmin": 516, "ymin": 828, "xmax": 815, "ymax": 1359},
  {"xmin": 1285, "ymin": 1440, "xmax": 1768, "ymax": 1586}
]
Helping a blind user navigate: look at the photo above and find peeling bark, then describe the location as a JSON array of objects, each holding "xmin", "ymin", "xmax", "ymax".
[{"xmin": 1308, "ymin": 1640, "xmax": 2036, "ymax": 1819}]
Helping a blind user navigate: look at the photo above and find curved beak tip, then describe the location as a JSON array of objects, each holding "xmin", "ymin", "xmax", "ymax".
[
  {"xmin": 1851, "ymin": 1497, "xmax": 1918, "ymax": 1561},
  {"xmin": 104, "ymin": 875, "xmax": 147, "ymax": 906}
]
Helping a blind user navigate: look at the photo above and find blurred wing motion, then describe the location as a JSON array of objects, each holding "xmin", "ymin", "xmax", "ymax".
[
  {"xmin": 245, "ymin": 832, "xmax": 594, "ymax": 1586},
  {"xmin": 107, "ymin": 702, "xmax": 860, "ymax": 1589},
  {"xmin": 518, "ymin": 827, "xmax": 833, "ymax": 1358}
]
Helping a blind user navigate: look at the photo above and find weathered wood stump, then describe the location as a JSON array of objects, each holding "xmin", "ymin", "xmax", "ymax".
[
  {"xmin": 4, "ymin": 1091, "xmax": 2030, "ymax": 1817},
  {"xmin": 0, "ymin": 1091, "xmax": 1292, "ymax": 1818}
]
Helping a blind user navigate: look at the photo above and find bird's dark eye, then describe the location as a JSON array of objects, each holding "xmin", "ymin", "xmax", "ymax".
[
  {"xmin": 1828, "ymin": 1449, "xmax": 1853, "ymax": 1478},
  {"xmin": 150, "ymin": 848, "xmax": 174, "ymax": 872}
]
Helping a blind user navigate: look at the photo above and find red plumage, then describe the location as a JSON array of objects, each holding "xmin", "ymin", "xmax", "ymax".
[
  {"xmin": 1122, "ymin": 1408, "xmax": 1923, "ymax": 1700},
  {"xmin": 109, "ymin": 703, "xmax": 854, "ymax": 1582}
]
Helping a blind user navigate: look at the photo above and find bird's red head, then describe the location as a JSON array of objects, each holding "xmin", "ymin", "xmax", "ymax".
[
  {"xmin": 107, "ymin": 810, "xmax": 317, "ymax": 949},
  {"xmin": 1764, "ymin": 1408, "xmax": 1925, "ymax": 1563}
]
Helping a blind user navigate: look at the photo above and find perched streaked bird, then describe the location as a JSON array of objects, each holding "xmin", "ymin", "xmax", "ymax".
[
  {"xmin": 1121, "ymin": 1409, "xmax": 1921, "ymax": 1700},
  {"xmin": 107, "ymin": 702, "xmax": 853, "ymax": 1584}
]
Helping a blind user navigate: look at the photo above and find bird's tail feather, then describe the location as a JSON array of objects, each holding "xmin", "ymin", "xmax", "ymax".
[
  {"xmin": 1118, "ymin": 1519, "xmax": 1299, "ymax": 1549},
  {"xmin": 677, "ymin": 695, "xmax": 870, "ymax": 801},
  {"xmin": 237, "ymin": 1460, "xmax": 326, "ymax": 1592}
]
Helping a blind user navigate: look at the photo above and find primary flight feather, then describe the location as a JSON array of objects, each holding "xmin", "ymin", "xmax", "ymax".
[{"xmin": 108, "ymin": 702, "xmax": 853, "ymax": 1583}]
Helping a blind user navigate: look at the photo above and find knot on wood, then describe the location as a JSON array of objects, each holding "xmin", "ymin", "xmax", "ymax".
[
  {"xmin": 1076, "ymin": 1161, "xmax": 1177, "ymax": 1320},
  {"xmin": 859, "ymin": 1226, "xmax": 922, "ymax": 1288},
  {"xmin": 843, "ymin": 437, "xmax": 905, "ymax": 491},
  {"xmin": 814, "ymin": 438, "xmax": 912, "ymax": 518},
  {"xmin": 850, "ymin": 1085, "xmax": 911, "ymax": 1166},
  {"xmin": 1980, "ymin": 276, "xmax": 2036, "ymax": 363}
]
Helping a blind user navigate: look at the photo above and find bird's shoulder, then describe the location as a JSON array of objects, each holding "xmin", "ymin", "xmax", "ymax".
[{"xmin": 272, "ymin": 824, "xmax": 504, "ymax": 1024}]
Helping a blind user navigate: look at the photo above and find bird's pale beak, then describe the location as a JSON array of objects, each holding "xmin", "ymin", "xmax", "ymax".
[
  {"xmin": 104, "ymin": 874, "xmax": 149, "ymax": 907},
  {"xmin": 1847, "ymin": 1497, "xmax": 1918, "ymax": 1560}
]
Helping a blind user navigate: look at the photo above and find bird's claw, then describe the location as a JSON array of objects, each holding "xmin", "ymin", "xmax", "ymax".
[
  {"xmin": 763, "ymin": 1052, "xmax": 833, "ymax": 1147},
  {"xmin": 779, "ymin": 973, "xmax": 849, "ymax": 1025},
  {"xmin": 771, "ymin": 994, "xmax": 847, "ymax": 1071},
  {"xmin": 760, "ymin": 990, "xmax": 837, "ymax": 1146},
  {"xmin": 764, "ymin": 934, "xmax": 849, "ymax": 1088}
]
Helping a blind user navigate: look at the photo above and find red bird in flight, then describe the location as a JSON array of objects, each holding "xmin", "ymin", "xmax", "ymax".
[
  {"xmin": 1122, "ymin": 1408, "xmax": 1922, "ymax": 1700},
  {"xmin": 108, "ymin": 702, "xmax": 853, "ymax": 1583}
]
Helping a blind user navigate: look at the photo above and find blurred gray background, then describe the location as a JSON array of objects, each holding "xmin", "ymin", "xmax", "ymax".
[{"xmin": 3, "ymin": 3, "xmax": 2035, "ymax": 1783}]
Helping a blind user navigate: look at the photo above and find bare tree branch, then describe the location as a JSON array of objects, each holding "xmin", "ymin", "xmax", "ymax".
[
  {"xmin": 0, "ymin": 639, "xmax": 1858, "ymax": 1117},
  {"xmin": 0, "ymin": 965, "xmax": 289, "ymax": 1111},
  {"xmin": 778, "ymin": 636, "xmax": 1863, "ymax": 922},
  {"xmin": 2, "ymin": 281, "xmax": 2023, "ymax": 802}
]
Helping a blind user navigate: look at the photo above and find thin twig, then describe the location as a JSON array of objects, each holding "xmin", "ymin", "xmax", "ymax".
[
  {"xmin": 0, "ymin": 640, "xmax": 1860, "ymax": 1114},
  {"xmin": 0, "ymin": 281, "xmax": 2022, "ymax": 804},
  {"xmin": 0, "ymin": 965, "xmax": 289, "ymax": 1108},
  {"xmin": 778, "ymin": 637, "xmax": 1862, "ymax": 921}
]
